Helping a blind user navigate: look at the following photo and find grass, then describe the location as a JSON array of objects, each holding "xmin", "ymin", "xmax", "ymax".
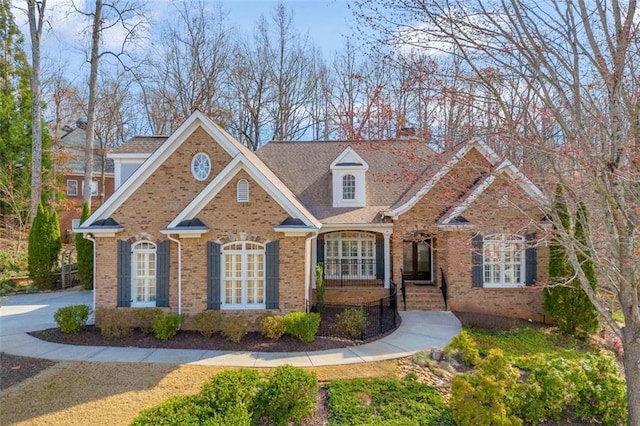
[
  {"xmin": 326, "ymin": 377, "xmax": 454, "ymax": 425},
  {"xmin": 612, "ymin": 310, "xmax": 624, "ymax": 323}
]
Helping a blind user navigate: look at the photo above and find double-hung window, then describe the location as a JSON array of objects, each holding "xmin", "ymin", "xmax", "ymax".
[
  {"xmin": 132, "ymin": 241, "xmax": 157, "ymax": 306},
  {"xmin": 222, "ymin": 241, "xmax": 265, "ymax": 309},
  {"xmin": 342, "ymin": 174, "xmax": 356, "ymax": 200},
  {"xmin": 324, "ymin": 231, "xmax": 376, "ymax": 278},
  {"xmin": 483, "ymin": 234, "xmax": 524, "ymax": 287}
]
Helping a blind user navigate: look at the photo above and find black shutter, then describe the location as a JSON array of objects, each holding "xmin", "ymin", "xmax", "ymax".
[
  {"xmin": 471, "ymin": 234, "xmax": 484, "ymax": 288},
  {"xmin": 117, "ymin": 240, "xmax": 132, "ymax": 307},
  {"xmin": 317, "ymin": 236, "xmax": 325, "ymax": 264},
  {"xmin": 525, "ymin": 233, "xmax": 537, "ymax": 286},
  {"xmin": 207, "ymin": 242, "xmax": 221, "ymax": 310},
  {"xmin": 375, "ymin": 234, "xmax": 384, "ymax": 279},
  {"xmin": 265, "ymin": 240, "xmax": 280, "ymax": 309},
  {"xmin": 155, "ymin": 240, "xmax": 170, "ymax": 307}
]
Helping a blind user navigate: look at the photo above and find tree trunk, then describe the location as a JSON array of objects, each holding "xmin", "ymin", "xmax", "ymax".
[
  {"xmin": 26, "ymin": 0, "xmax": 45, "ymax": 224},
  {"xmin": 83, "ymin": 0, "xmax": 102, "ymax": 208},
  {"xmin": 623, "ymin": 323, "xmax": 640, "ymax": 425}
]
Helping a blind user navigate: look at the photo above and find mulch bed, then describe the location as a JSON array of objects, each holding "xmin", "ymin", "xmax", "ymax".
[
  {"xmin": 0, "ymin": 352, "xmax": 57, "ymax": 390},
  {"xmin": 29, "ymin": 325, "xmax": 358, "ymax": 352}
]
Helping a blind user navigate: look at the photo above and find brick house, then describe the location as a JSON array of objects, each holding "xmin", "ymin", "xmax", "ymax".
[
  {"xmin": 57, "ymin": 124, "xmax": 115, "ymax": 242},
  {"xmin": 77, "ymin": 111, "xmax": 549, "ymax": 326}
]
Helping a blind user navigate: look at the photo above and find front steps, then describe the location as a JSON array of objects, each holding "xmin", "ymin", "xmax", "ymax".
[{"xmin": 401, "ymin": 284, "xmax": 447, "ymax": 311}]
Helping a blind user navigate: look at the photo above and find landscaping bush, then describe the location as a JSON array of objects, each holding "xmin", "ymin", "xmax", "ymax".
[
  {"xmin": 450, "ymin": 349, "xmax": 521, "ymax": 426},
  {"xmin": 198, "ymin": 369, "xmax": 262, "ymax": 417},
  {"xmin": 97, "ymin": 308, "xmax": 134, "ymax": 338},
  {"xmin": 131, "ymin": 395, "xmax": 206, "ymax": 426},
  {"xmin": 152, "ymin": 313, "xmax": 184, "ymax": 340},
  {"xmin": 220, "ymin": 315, "xmax": 250, "ymax": 343},
  {"xmin": 28, "ymin": 203, "xmax": 61, "ymax": 290},
  {"xmin": 446, "ymin": 329, "xmax": 481, "ymax": 367},
  {"xmin": 260, "ymin": 315, "xmax": 285, "ymax": 340},
  {"xmin": 255, "ymin": 365, "xmax": 318, "ymax": 425},
  {"xmin": 75, "ymin": 202, "xmax": 93, "ymax": 290},
  {"xmin": 335, "ymin": 307, "xmax": 366, "ymax": 339},
  {"xmin": 283, "ymin": 312, "xmax": 320, "ymax": 343},
  {"xmin": 183, "ymin": 310, "xmax": 223, "ymax": 338},
  {"xmin": 133, "ymin": 308, "xmax": 164, "ymax": 335},
  {"xmin": 53, "ymin": 304, "xmax": 91, "ymax": 334}
]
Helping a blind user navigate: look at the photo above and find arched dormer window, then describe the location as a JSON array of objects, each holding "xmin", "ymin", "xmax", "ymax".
[
  {"xmin": 342, "ymin": 174, "xmax": 356, "ymax": 200},
  {"xmin": 237, "ymin": 179, "xmax": 249, "ymax": 202}
]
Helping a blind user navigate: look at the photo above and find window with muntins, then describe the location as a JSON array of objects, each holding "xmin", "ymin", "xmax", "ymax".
[
  {"xmin": 483, "ymin": 234, "xmax": 524, "ymax": 287},
  {"xmin": 132, "ymin": 241, "xmax": 157, "ymax": 306},
  {"xmin": 324, "ymin": 231, "xmax": 376, "ymax": 278},
  {"xmin": 237, "ymin": 179, "xmax": 249, "ymax": 202},
  {"xmin": 67, "ymin": 180, "xmax": 78, "ymax": 196},
  {"xmin": 191, "ymin": 152, "xmax": 211, "ymax": 181},
  {"xmin": 342, "ymin": 174, "xmax": 356, "ymax": 200},
  {"xmin": 222, "ymin": 241, "xmax": 265, "ymax": 308}
]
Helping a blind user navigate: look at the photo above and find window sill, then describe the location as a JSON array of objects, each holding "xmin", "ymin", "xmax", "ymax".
[
  {"xmin": 131, "ymin": 302, "xmax": 157, "ymax": 308},
  {"xmin": 481, "ymin": 283, "xmax": 523, "ymax": 289}
]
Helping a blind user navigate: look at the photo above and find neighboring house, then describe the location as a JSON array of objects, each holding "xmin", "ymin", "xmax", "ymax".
[
  {"xmin": 77, "ymin": 111, "xmax": 549, "ymax": 326},
  {"xmin": 57, "ymin": 124, "xmax": 115, "ymax": 241}
]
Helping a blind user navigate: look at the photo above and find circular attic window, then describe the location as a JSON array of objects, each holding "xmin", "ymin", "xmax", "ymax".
[{"xmin": 191, "ymin": 152, "xmax": 211, "ymax": 181}]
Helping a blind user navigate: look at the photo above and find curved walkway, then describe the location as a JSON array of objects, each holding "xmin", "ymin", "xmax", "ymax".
[{"xmin": 0, "ymin": 290, "xmax": 461, "ymax": 367}]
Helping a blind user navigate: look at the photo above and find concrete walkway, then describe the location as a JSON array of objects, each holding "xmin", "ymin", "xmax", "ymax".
[{"xmin": 0, "ymin": 290, "xmax": 461, "ymax": 367}]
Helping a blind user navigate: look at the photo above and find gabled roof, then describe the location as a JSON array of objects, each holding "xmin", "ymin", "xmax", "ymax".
[
  {"xmin": 330, "ymin": 146, "xmax": 369, "ymax": 170},
  {"xmin": 438, "ymin": 159, "xmax": 548, "ymax": 226},
  {"xmin": 166, "ymin": 155, "xmax": 321, "ymax": 230},
  {"xmin": 109, "ymin": 136, "xmax": 168, "ymax": 157},
  {"xmin": 256, "ymin": 140, "xmax": 436, "ymax": 223},
  {"xmin": 384, "ymin": 140, "xmax": 502, "ymax": 218},
  {"xmin": 82, "ymin": 111, "xmax": 319, "ymax": 229}
]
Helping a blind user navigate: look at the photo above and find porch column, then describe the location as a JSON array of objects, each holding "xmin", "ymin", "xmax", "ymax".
[{"xmin": 383, "ymin": 231, "xmax": 391, "ymax": 288}]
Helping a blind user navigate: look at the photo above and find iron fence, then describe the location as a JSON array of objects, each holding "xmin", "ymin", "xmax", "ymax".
[
  {"xmin": 310, "ymin": 282, "xmax": 398, "ymax": 341},
  {"xmin": 322, "ymin": 259, "xmax": 382, "ymax": 287}
]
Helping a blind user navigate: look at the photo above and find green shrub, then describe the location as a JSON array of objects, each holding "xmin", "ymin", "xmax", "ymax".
[
  {"xmin": 255, "ymin": 365, "xmax": 318, "ymax": 425},
  {"xmin": 133, "ymin": 308, "xmax": 164, "ymax": 335},
  {"xmin": 199, "ymin": 369, "xmax": 262, "ymax": 416},
  {"xmin": 131, "ymin": 395, "xmax": 206, "ymax": 426},
  {"xmin": 97, "ymin": 308, "xmax": 134, "ymax": 338},
  {"xmin": 53, "ymin": 304, "xmax": 91, "ymax": 334},
  {"xmin": 335, "ymin": 308, "xmax": 367, "ymax": 339},
  {"xmin": 75, "ymin": 202, "xmax": 93, "ymax": 290},
  {"xmin": 28, "ymin": 203, "xmax": 61, "ymax": 290},
  {"xmin": 0, "ymin": 249, "xmax": 28, "ymax": 281},
  {"xmin": 446, "ymin": 329, "xmax": 481, "ymax": 366},
  {"xmin": 575, "ymin": 352, "xmax": 627, "ymax": 425},
  {"xmin": 260, "ymin": 315, "xmax": 286, "ymax": 340},
  {"xmin": 509, "ymin": 355, "xmax": 577, "ymax": 423},
  {"xmin": 220, "ymin": 315, "xmax": 250, "ymax": 343},
  {"xmin": 152, "ymin": 313, "xmax": 184, "ymax": 340},
  {"xmin": 184, "ymin": 310, "xmax": 222, "ymax": 338},
  {"xmin": 283, "ymin": 312, "xmax": 320, "ymax": 343},
  {"xmin": 450, "ymin": 349, "xmax": 521, "ymax": 426}
]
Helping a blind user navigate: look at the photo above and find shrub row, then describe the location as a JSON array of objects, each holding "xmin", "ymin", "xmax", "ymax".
[
  {"xmin": 449, "ymin": 345, "xmax": 627, "ymax": 425},
  {"xmin": 260, "ymin": 312, "xmax": 321, "ymax": 343},
  {"xmin": 132, "ymin": 366, "xmax": 318, "ymax": 426}
]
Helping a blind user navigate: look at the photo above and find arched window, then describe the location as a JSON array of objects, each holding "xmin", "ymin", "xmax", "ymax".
[
  {"xmin": 483, "ymin": 234, "xmax": 524, "ymax": 286},
  {"xmin": 222, "ymin": 241, "xmax": 265, "ymax": 308},
  {"xmin": 342, "ymin": 174, "xmax": 356, "ymax": 200},
  {"xmin": 132, "ymin": 241, "xmax": 157, "ymax": 306},
  {"xmin": 237, "ymin": 179, "xmax": 249, "ymax": 202}
]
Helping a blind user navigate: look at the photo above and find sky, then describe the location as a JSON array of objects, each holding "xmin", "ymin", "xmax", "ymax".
[{"xmin": 12, "ymin": 0, "xmax": 356, "ymax": 78}]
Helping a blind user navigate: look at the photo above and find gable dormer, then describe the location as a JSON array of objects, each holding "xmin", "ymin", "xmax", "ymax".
[{"xmin": 330, "ymin": 146, "xmax": 368, "ymax": 208}]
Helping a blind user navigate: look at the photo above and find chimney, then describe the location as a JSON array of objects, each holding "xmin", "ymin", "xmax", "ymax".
[{"xmin": 397, "ymin": 127, "xmax": 416, "ymax": 139}]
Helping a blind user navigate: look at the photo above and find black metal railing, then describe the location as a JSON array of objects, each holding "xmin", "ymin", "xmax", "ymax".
[
  {"xmin": 400, "ymin": 268, "xmax": 407, "ymax": 311},
  {"xmin": 322, "ymin": 259, "xmax": 382, "ymax": 287},
  {"xmin": 310, "ymin": 281, "xmax": 398, "ymax": 341},
  {"xmin": 440, "ymin": 267, "xmax": 448, "ymax": 311}
]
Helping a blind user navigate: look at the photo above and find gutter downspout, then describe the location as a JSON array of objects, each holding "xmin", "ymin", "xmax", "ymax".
[
  {"xmin": 166, "ymin": 234, "xmax": 182, "ymax": 315},
  {"xmin": 84, "ymin": 234, "xmax": 96, "ymax": 315}
]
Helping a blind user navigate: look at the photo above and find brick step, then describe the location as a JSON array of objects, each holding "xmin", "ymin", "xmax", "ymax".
[{"xmin": 401, "ymin": 286, "xmax": 446, "ymax": 311}]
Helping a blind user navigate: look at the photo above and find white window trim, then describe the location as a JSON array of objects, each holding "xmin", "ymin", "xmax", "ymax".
[
  {"xmin": 324, "ymin": 231, "xmax": 376, "ymax": 279},
  {"xmin": 67, "ymin": 179, "xmax": 78, "ymax": 196},
  {"xmin": 482, "ymin": 234, "xmax": 525, "ymax": 288},
  {"xmin": 237, "ymin": 179, "xmax": 249, "ymax": 202},
  {"xmin": 131, "ymin": 241, "xmax": 157, "ymax": 307},
  {"xmin": 191, "ymin": 152, "xmax": 211, "ymax": 181},
  {"xmin": 221, "ymin": 241, "xmax": 266, "ymax": 310},
  {"xmin": 342, "ymin": 174, "xmax": 356, "ymax": 200}
]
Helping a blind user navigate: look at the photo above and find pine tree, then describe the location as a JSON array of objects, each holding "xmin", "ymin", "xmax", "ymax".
[
  {"xmin": 75, "ymin": 203, "xmax": 93, "ymax": 289},
  {"xmin": 27, "ymin": 203, "xmax": 62, "ymax": 290}
]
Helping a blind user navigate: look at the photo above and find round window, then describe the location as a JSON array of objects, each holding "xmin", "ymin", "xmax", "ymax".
[{"xmin": 191, "ymin": 153, "xmax": 211, "ymax": 181}]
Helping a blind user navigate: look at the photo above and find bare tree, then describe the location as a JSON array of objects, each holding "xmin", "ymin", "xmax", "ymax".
[
  {"xmin": 26, "ymin": 0, "xmax": 45, "ymax": 223},
  {"xmin": 355, "ymin": 0, "xmax": 640, "ymax": 422}
]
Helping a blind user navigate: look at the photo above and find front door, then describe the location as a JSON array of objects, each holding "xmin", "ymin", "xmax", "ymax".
[{"xmin": 403, "ymin": 238, "xmax": 433, "ymax": 282}]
